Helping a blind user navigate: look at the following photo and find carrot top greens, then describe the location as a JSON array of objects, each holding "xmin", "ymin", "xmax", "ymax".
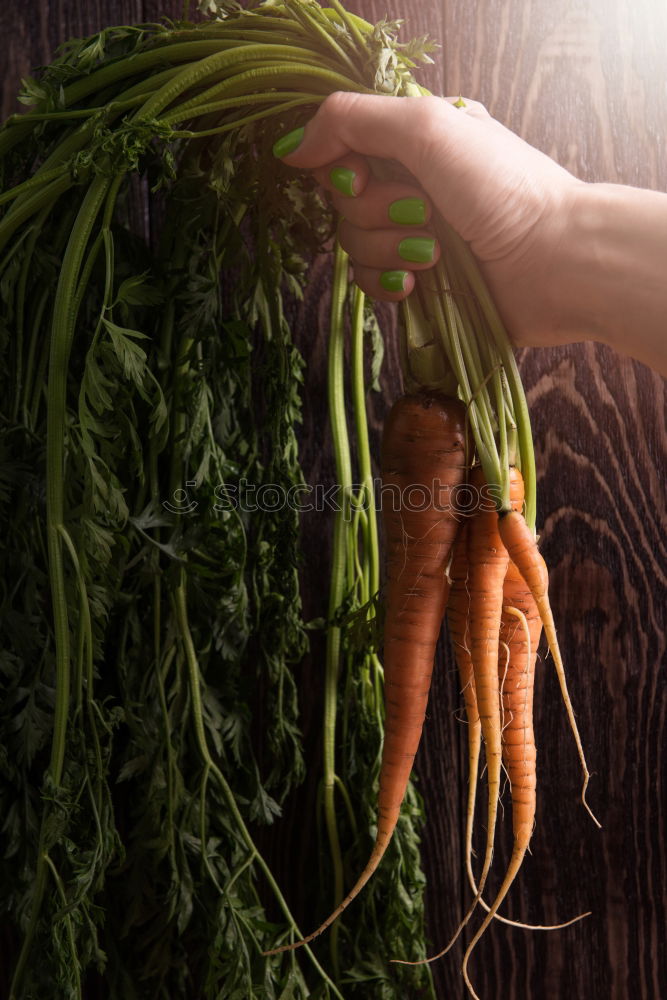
[{"xmin": 0, "ymin": 1, "xmax": 534, "ymax": 997}]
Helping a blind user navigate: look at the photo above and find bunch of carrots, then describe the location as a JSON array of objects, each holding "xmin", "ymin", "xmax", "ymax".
[
  {"xmin": 269, "ymin": 384, "xmax": 600, "ymax": 996},
  {"xmin": 266, "ymin": 70, "xmax": 601, "ymax": 999},
  {"xmin": 0, "ymin": 0, "xmax": 600, "ymax": 994}
]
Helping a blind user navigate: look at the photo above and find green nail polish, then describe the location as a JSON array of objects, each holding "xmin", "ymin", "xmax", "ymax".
[
  {"xmin": 330, "ymin": 166, "xmax": 356, "ymax": 196},
  {"xmin": 398, "ymin": 236, "xmax": 435, "ymax": 264},
  {"xmin": 388, "ymin": 197, "xmax": 426, "ymax": 225},
  {"xmin": 272, "ymin": 126, "xmax": 305, "ymax": 158},
  {"xmin": 380, "ymin": 270, "xmax": 408, "ymax": 292}
]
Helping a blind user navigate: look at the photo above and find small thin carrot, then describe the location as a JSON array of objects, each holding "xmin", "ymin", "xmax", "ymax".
[
  {"xmin": 462, "ymin": 572, "xmax": 538, "ymax": 1000},
  {"xmin": 264, "ymin": 391, "xmax": 466, "ymax": 956},
  {"xmin": 459, "ymin": 470, "xmax": 586, "ymax": 932},
  {"xmin": 497, "ymin": 495, "xmax": 600, "ymax": 828},
  {"xmin": 446, "ymin": 521, "xmax": 481, "ymax": 890},
  {"xmin": 499, "ymin": 564, "xmax": 541, "ymax": 845},
  {"xmin": 462, "ymin": 464, "xmax": 508, "ymax": 902}
]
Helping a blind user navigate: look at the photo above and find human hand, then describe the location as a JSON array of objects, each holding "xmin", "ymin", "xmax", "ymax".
[{"xmin": 273, "ymin": 91, "xmax": 587, "ymax": 350}]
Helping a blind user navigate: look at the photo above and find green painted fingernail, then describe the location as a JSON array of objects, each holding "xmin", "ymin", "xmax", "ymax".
[
  {"xmin": 388, "ymin": 197, "xmax": 426, "ymax": 225},
  {"xmin": 380, "ymin": 270, "xmax": 409, "ymax": 292},
  {"xmin": 398, "ymin": 236, "xmax": 435, "ymax": 263},
  {"xmin": 330, "ymin": 166, "xmax": 356, "ymax": 196},
  {"xmin": 272, "ymin": 126, "xmax": 305, "ymax": 158}
]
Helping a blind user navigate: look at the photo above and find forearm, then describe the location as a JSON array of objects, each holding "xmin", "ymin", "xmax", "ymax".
[{"xmin": 557, "ymin": 183, "xmax": 667, "ymax": 374}]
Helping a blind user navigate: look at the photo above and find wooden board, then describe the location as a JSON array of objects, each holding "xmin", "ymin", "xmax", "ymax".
[{"xmin": 1, "ymin": 1, "xmax": 665, "ymax": 997}]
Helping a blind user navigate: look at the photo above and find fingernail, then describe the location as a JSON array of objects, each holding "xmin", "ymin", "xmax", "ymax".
[
  {"xmin": 272, "ymin": 126, "xmax": 305, "ymax": 158},
  {"xmin": 388, "ymin": 197, "xmax": 426, "ymax": 225},
  {"xmin": 380, "ymin": 270, "xmax": 409, "ymax": 292},
  {"xmin": 398, "ymin": 236, "xmax": 435, "ymax": 263},
  {"xmin": 330, "ymin": 166, "xmax": 357, "ymax": 196}
]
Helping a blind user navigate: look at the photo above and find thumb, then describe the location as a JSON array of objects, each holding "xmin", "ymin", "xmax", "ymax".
[{"xmin": 273, "ymin": 91, "xmax": 440, "ymax": 174}]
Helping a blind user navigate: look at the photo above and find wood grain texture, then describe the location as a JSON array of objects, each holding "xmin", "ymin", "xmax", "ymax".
[{"xmin": 1, "ymin": 1, "xmax": 666, "ymax": 998}]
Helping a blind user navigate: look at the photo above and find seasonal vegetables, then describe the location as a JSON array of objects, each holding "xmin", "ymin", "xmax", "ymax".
[
  {"xmin": 267, "ymin": 390, "xmax": 467, "ymax": 956},
  {"xmin": 0, "ymin": 1, "xmax": 598, "ymax": 998}
]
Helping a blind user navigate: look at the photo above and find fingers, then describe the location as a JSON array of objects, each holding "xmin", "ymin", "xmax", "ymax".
[
  {"xmin": 272, "ymin": 90, "xmax": 511, "ymax": 251},
  {"xmin": 338, "ymin": 217, "xmax": 438, "ymax": 301},
  {"xmin": 315, "ymin": 164, "xmax": 432, "ymax": 231},
  {"xmin": 350, "ymin": 263, "xmax": 416, "ymax": 302},
  {"xmin": 307, "ymin": 149, "xmax": 438, "ymax": 302},
  {"xmin": 310, "ymin": 152, "xmax": 371, "ymax": 197},
  {"xmin": 337, "ymin": 218, "xmax": 439, "ymax": 271}
]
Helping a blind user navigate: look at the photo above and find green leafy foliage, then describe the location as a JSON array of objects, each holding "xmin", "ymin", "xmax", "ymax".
[{"xmin": 0, "ymin": 3, "xmax": 436, "ymax": 998}]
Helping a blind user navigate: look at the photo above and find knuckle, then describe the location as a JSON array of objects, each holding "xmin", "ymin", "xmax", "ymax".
[{"xmin": 321, "ymin": 90, "xmax": 363, "ymax": 120}]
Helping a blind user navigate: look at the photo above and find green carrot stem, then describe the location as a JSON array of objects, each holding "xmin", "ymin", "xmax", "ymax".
[
  {"xmin": 164, "ymin": 61, "xmax": 370, "ymax": 125},
  {"xmin": 11, "ymin": 203, "xmax": 51, "ymax": 423},
  {"xmin": 23, "ymin": 285, "xmax": 50, "ymax": 427},
  {"xmin": 323, "ymin": 0, "xmax": 371, "ymax": 48},
  {"xmin": 46, "ymin": 172, "xmax": 112, "ymax": 780},
  {"xmin": 350, "ymin": 284, "xmax": 379, "ymax": 600},
  {"xmin": 42, "ymin": 854, "xmax": 82, "ymax": 996},
  {"xmin": 165, "ymin": 49, "xmax": 354, "ymax": 120},
  {"xmin": 426, "ymin": 263, "xmax": 500, "ymax": 483},
  {"xmin": 0, "ymin": 173, "xmax": 72, "ymax": 256},
  {"xmin": 281, "ymin": 0, "xmax": 360, "ymax": 77},
  {"xmin": 57, "ymin": 524, "xmax": 93, "ymax": 712},
  {"xmin": 439, "ymin": 221, "xmax": 536, "ymax": 528},
  {"xmin": 10, "ymin": 172, "xmax": 112, "ymax": 1000},
  {"xmin": 322, "ymin": 241, "xmax": 353, "ymax": 973},
  {"xmin": 0, "ymin": 165, "xmax": 69, "ymax": 209},
  {"xmin": 161, "ymin": 88, "xmax": 315, "ymax": 124},
  {"xmin": 136, "ymin": 45, "xmax": 367, "ymax": 119},
  {"xmin": 172, "ymin": 97, "xmax": 316, "ymax": 137},
  {"xmin": 334, "ymin": 774, "xmax": 358, "ymax": 837},
  {"xmin": 62, "ymin": 40, "xmax": 248, "ymax": 106},
  {"xmin": 171, "ymin": 575, "xmax": 343, "ymax": 998}
]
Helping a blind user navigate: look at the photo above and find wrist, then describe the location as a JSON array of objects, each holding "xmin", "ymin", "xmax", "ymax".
[
  {"xmin": 553, "ymin": 181, "xmax": 667, "ymax": 370},
  {"xmin": 541, "ymin": 180, "xmax": 616, "ymax": 350}
]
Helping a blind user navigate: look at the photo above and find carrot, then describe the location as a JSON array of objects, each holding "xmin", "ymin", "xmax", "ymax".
[
  {"xmin": 461, "ymin": 466, "xmax": 562, "ymax": 997},
  {"xmin": 461, "ymin": 567, "xmax": 539, "ymax": 999},
  {"xmin": 446, "ymin": 521, "xmax": 481, "ymax": 890},
  {"xmin": 497, "ymin": 494, "xmax": 600, "ymax": 827},
  {"xmin": 396, "ymin": 470, "xmax": 538, "ymax": 972},
  {"xmin": 463, "ymin": 560, "xmax": 590, "ymax": 951},
  {"xmin": 395, "ymin": 469, "xmax": 589, "ymax": 980},
  {"xmin": 499, "ymin": 563, "xmax": 541, "ymax": 841},
  {"xmin": 462, "ymin": 464, "xmax": 509, "ymax": 902},
  {"xmin": 264, "ymin": 391, "xmax": 466, "ymax": 956},
  {"xmin": 406, "ymin": 466, "xmax": 511, "ymax": 965}
]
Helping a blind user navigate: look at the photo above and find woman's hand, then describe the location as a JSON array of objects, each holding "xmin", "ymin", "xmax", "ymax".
[{"xmin": 274, "ymin": 91, "xmax": 585, "ymax": 350}]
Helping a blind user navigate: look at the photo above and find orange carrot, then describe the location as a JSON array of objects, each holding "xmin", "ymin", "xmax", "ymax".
[
  {"xmin": 264, "ymin": 392, "xmax": 466, "ymax": 955},
  {"xmin": 446, "ymin": 521, "xmax": 481, "ymax": 888},
  {"xmin": 463, "ymin": 464, "xmax": 509, "ymax": 900},
  {"xmin": 461, "ymin": 564, "xmax": 540, "ymax": 1000},
  {"xmin": 497, "ymin": 496, "xmax": 599, "ymax": 827},
  {"xmin": 499, "ymin": 560, "xmax": 541, "ymax": 844},
  {"xmin": 461, "ymin": 468, "xmax": 543, "ymax": 997},
  {"xmin": 407, "ymin": 466, "xmax": 516, "ymax": 967}
]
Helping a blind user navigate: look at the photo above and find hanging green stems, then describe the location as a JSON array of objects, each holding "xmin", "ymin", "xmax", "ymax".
[{"xmin": 0, "ymin": 2, "xmax": 531, "ymax": 996}]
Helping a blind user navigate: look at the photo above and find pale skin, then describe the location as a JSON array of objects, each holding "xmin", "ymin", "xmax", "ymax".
[{"xmin": 277, "ymin": 91, "xmax": 667, "ymax": 377}]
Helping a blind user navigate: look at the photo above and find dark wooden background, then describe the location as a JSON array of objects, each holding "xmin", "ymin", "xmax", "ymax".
[{"xmin": 2, "ymin": 1, "xmax": 666, "ymax": 998}]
